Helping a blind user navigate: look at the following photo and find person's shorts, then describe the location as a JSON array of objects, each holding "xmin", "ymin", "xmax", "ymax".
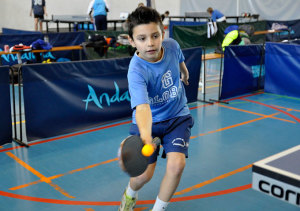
[
  {"xmin": 129, "ymin": 114, "xmax": 194, "ymax": 164},
  {"xmin": 34, "ymin": 14, "xmax": 44, "ymax": 20}
]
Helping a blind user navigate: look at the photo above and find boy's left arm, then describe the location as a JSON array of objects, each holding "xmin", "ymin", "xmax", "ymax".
[{"xmin": 180, "ymin": 62, "xmax": 189, "ymax": 86}]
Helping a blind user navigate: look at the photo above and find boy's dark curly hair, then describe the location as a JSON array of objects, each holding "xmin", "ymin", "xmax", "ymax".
[{"xmin": 127, "ymin": 6, "xmax": 164, "ymax": 39}]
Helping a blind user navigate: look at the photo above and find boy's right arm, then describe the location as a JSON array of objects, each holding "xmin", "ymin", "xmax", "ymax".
[{"xmin": 135, "ymin": 104, "xmax": 153, "ymax": 146}]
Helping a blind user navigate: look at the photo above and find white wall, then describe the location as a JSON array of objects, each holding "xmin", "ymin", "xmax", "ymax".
[
  {"xmin": 180, "ymin": 0, "xmax": 237, "ymax": 16},
  {"xmin": 239, "ymin": 0, "xmax": 300, "ymax": 21},
  {"xmin": 180, "ymin": 0, "xmax": 300, "ymax": 20},
  {"xmin": 0, "ymin": 0, "xmax": 180, "ymax": 32}
]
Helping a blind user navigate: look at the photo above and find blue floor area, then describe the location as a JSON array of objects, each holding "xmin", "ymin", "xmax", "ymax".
[{"xmin": 1, "ymin": 92, "xmax": 300, "ymax": 210}]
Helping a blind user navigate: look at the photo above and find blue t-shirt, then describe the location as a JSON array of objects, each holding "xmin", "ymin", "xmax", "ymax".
[
  {"xmin": 212, "ymin": 10, "xmax": 224, "ymax": 22},
  {"xmin": 128, "ymin": 38, "xmax": 190, "ymax": 124},
  {"xmin": 93, "ymin": 0, "xmax": 107, "ymax": 16}
]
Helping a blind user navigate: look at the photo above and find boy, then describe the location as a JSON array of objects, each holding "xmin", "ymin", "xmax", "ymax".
[{"xmin": 119, "ymin": 6, "xmax": 194, "ymax": 211}]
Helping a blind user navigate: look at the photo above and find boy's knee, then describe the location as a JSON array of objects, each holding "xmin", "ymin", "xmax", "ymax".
[
  {"xmin": 133, "ymin": 163, "xmax": 156, "ymax": 185},
  {"xmin": 166, "ymin": 154, "xmax": 186, "ymax": 176},
  {"xmin": 133, "ymin": 170, "xmax": 153, "ymax": 186}
]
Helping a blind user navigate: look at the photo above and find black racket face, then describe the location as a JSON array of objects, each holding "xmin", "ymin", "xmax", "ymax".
[{"xmin": 121, "ymin": 135, "xmax": 148, "ymax": 177}]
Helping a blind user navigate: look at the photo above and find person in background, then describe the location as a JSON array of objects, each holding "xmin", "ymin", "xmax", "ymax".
[
  {"xmin": 161, "ymin": 11, "xmax": 170, "ymax": 22},
  {"xmin": 30, "ymin": 0, "xmax": 47, "ymax": 32},
  {"xmin": 87, "ymin": 0, "xmax": 109, "ymax": 31},
  {"xmin": 207, "ymin": 7, "xmax": 226, "ymax": 23},
  {"xmin": 221, "ymin": 24, "xmax": 254, "ymax": 51},
  {"xmin": 206, "ymin": 7, "xmax": 226, "ymax": 37},
  {"xmin": 161, "ymin": 11, "xmax": 170, "ymax": 38}
]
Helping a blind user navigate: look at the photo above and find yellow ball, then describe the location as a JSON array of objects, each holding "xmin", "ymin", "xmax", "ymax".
[{"xmin": 142, "ymin": 144, "xmax": 154, "ymax": 157}]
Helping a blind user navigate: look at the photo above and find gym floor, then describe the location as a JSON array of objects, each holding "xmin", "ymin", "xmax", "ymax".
[{"xmin": 0, "ymin": 59, "xmax": 299, "ymax": 211}]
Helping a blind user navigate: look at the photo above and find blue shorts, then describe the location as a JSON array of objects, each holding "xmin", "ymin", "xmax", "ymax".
[{"xmin": 129, "ymin": 114, "xmax": 194, "ymax": 164}]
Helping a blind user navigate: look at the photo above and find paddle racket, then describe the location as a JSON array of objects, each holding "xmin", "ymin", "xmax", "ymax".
[{"xmin": 118, "ymin": 135, "xmax": 161, "ymax": 177}]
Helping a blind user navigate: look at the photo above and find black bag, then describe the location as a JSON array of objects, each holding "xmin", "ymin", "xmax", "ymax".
[
  {"xmin": 239, "ymin": 25, "xmax": 255, "ymax": 36},
  {"xmin": 82, "ymin": 34, "xmax": 108, "ymax": 58},
  {"xmin": 9, "ymin": 64, "xmax": 22, "ymax": 84}
]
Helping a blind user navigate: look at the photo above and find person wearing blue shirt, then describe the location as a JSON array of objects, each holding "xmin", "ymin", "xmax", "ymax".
[
  {"xmin": 207, "ymin": 7, "xmax": 226, "ymax": 22},
  {"xmin": 118, "ymin": 6, "xmax": 194, "ymax": 211},
  {"xmin": 87, "ymin": 0, "xmax": 109, "ymax": 30},
  {"xmin": 207, "ymin": 7, "xmax": 226, "ymax": 37}
]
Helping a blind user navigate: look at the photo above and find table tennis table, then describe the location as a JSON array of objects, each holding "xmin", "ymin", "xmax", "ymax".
[
  {"xmin": 168, "ymin": 15, "xmax": 259, "ymax": 23},
  {"xmin": 42, "ymin": 15, "xmax": 126, "ymax": 32},
  {"xmin": 252, "ymin": 145, "xmax": 300, "ymax": 207}
]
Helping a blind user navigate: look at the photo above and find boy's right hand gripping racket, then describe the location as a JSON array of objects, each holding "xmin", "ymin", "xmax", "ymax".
[{"xmin": 118, "ymin": 135, "xmax": 161, "ymax": 177}]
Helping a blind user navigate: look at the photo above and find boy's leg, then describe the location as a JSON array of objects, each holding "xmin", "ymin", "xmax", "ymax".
[
  {"xmin": 119, "ymin": 162, "xmax": 156, "ymax": 211},
  {"xmin": 127, "ymin": 123, "xmax": 160, "ymax": 191},
  {"xmin": 129, "ymin": 161, "xmax": 156, "ymax": 191},
  {"xmin": 157, "ymin": 152, "xmax": 185, "ymax": 202},
  {"xmin": 119, "ymin": 123, "xmax": 160, "ymax": 211},
  {"xmin": 153, "ymin": 115, "xmax": 193, "ymax": 210}
]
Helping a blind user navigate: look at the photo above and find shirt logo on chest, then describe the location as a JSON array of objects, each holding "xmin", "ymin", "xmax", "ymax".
[
  {"xmin": 162, "ymin": 70, "xmax": 173, "ymax": 88},
  {"xmin": 149, "ymin": 70, "xmax": 179, "ymax": 106}
]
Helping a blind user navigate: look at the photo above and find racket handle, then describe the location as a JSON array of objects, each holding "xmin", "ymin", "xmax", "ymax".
[{"xmin": 152, "ymin": 137, "xmax": 161, "ymax": 146}]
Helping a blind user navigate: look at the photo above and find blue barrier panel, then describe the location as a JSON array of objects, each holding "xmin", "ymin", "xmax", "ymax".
[
  {"xmin": 2, "ymin": 28, "xmax": 42, "ymax": 35},
  {"xmin": 265, "ymin": 42, "xmax": 300, "ymax": 98},
  {"xmin": 169, "ymin": 20, "xmax": 206, "ymax": 38},
  {"xmin": 182, "ymin": 47, "xmax": 202, "ymax": 102},
  {"xmin": 0, "ymin": 32, "xmax": 85, "ymax": 66},
  {"xmin": 0, "ymin": 66, "xmax": 12, "ymax": 145},
  {"xmin": 22, "ymin": 58, "xmax": 132, "ymax": 141},
  {"xmin": 220, "ymin": 45, "xmax": 264, "ymax": 100},
  {"xmin": 22, "ymin": 47, "xmax": 201, "ymax": 141},
  {"xmin": 290, "ymin": 39, "xmax": 300, "ymax": 45}
]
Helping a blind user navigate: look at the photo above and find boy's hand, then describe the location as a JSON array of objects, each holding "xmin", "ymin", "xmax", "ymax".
[
  {"xmin": 179, "ymin": 62, "xmax": 189, "ymax": 86},
  {"xmin": 140, "ymin": 134, "xmax": 157, "ymax": 151},
  {"xmin": 181, "ymin": 72, "xmax": 189, "ymax": 85},
  {"xmin": 140, "ymin": 134, "xmax": 153, "ymax": 146}
]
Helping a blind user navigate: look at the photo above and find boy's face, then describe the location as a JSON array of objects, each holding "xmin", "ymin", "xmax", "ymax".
[{"xmin": 129, "ymin": 22, "xmax": 164, "ymax": 63}]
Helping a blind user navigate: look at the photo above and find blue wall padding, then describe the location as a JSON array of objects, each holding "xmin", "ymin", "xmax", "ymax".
[
  {"xmin": 0, "ymin": 66, "xmax": 12, "ymax": 145},
  {"xmin": 265, "ymin": 42, "xmax": 300, "ymax": 98},
  {"xmin": 220, "ymin": 45, "xmax": 264, "ymax": 100}
]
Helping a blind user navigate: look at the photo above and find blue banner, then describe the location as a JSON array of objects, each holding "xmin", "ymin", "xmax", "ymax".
[
  {"xmin": 220, "ymin": 45, "xmax": 264, "ymax": 100},
  {"xmin": 22, "ymin": 58, "xmax": 132, "ymax": 141},
  {"xmin": 0, "ymin": 32, "xmax": 85, "ymax": 66},
  {"xmin": 0, "ymin": 66, "xmax": 12, "ymax": 145},
  {"xmin": 22, "ymin": 47, "xmax": 201, "ymax": 141},
  {"xmin": 265, "ymin": 42, "xmax": 300, "ymax": 98}
]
